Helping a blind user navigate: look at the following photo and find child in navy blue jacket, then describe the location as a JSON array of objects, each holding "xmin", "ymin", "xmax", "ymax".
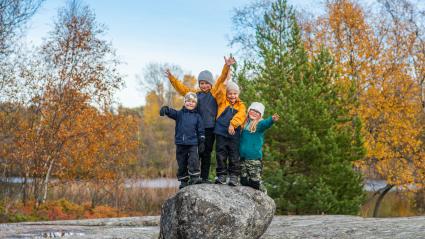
[
  {"xmin": 159, "ymin": 92, "xmax": 205, "ymax": 189},
  {"xmin": 165, "ymin": 56, "xmax": 234, "ymax": 183}
]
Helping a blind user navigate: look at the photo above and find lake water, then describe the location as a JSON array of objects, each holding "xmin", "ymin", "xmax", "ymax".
[
  {"xmin": 124, "ymin": 178, "xmax": 179, "ymax": 188},
  {"xmin": 0, "ymin": 177, "xmax": 180, "ymax": 189},
  {"xmin": 1, "ymin": 177, "xmax": 407, "ymax": 191}
]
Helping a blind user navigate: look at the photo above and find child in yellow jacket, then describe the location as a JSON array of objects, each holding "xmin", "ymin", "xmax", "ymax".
[
  {"xmin": 165, "ymin": 57, "xmax": 235, "ymax": 183},
  {"xmin": 213, "ymin": 65, "xmax": 246, "ymax": 186}
]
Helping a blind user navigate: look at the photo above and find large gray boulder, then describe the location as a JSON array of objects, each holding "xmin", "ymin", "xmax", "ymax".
[{"xmin": 159, "ymin": 184, "xmax": 275, "ymax": 239}]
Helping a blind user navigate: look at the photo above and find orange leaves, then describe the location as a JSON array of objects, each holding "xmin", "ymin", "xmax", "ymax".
[
  {"xmin": 7, "ymin": 199, "xmax": 126, "ymax": 221},
  {"xmin": 304, "ymin": 0, "xmax": 425, "ymax": 188},
  {"xmin": 60, "ymin": 107, "xmax": 140, "ymax": 181},
  {"xmin": 84, "ymin": 205, "xmax": 121, "ymax": 219},
  {"xmin": 143, "ymin": 91, "xmax": 161, "ymax": 125},
  {"xmin": 358, "ymin": 64, "xmax": 423, "ymax": 186}
]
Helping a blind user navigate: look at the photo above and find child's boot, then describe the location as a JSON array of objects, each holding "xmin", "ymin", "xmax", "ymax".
[
  {"xmin": 248, "ymin": 179, "xmax": 260, "ymax": 190},
  {"xmin": 228, "ymin": 175, "xmax": 239, "ymax": 186},
  {"xmin": 201, "ymin": 178, "xmax": 212, "ymax": 184},
  {"xmin": 189, "ymin": 176, "xmax": 202, "ymax": 185},
  {"xmin": 215, "ymin": 175, "xmax": 227, "ymax": 184},
  {"xmin": 240, "ymin": 176, "xmax": 249, "ymax": 186},
  {"xmin": 179, "ymin": 180, "xmax": 189, "ymax": 189}
]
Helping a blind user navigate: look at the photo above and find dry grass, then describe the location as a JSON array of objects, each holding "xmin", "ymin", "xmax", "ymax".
[
  {"xmin": 2, "ymin": 180, "xmax": 425, "ymax": 222},
  {"xmin": 48, "ymin": 180, "xmax": 178, "ymax": 215},
  {"xmin": 0, "ymin": 179, "xmax": 178, "ymax": 222}
]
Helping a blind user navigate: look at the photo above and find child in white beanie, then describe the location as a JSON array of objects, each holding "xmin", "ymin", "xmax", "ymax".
[
  {"xmin": 239, "ymin": 102, "xmax": 279, "ymax": 192},
  {"xmin": 213, "ymin": 67, "xmax": 247, "ymax": 186},
  {"xmin": 159, "ymin": 92, "xmax": 205, "ymax": 189}
]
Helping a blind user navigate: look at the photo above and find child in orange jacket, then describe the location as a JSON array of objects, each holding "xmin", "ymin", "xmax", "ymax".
[{"xmin": 213, "ymin": 64, "xmax": 246, "ymax": 186}]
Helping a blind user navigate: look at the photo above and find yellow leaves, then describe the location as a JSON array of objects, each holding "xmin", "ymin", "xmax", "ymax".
[
  {"xmin": 1, "ymin": 92, "xmax": 141, "ymax": 182},
  {"xmin": 183, "ymin": 75, "xmax": 197, "ymax": 89},
  {"xmin": 60, "ymin": 107, "xmax": 140, "ymax": 181},
  {"xmin": 304, "ymin": 0, "xmax": 425, "ymax": 187},
  {"xmin": 143, "ymin": 91, "xmax": 161, "ymax": 125},
  {"xmin": 328, "ymin": 0, "xmax": 366, "ymax": 35}
]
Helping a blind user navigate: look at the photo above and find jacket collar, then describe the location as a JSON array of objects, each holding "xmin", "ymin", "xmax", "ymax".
[
  {"xmin": 182, "ymin": 106, "xmax": 197, "ymax": 113},
  {"xmin": 227, "ymin": 97, "xmax": 241, "ymax": 105}
]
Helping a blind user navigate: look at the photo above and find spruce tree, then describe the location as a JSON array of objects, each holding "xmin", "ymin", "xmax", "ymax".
[{"xmin": 236, "ymin": 0, "xmax": 365, "ymax": 215}]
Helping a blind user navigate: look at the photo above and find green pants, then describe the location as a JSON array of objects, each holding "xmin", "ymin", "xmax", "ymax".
[{"xmin": 240, "ymin": 160, "xmax": 267, "ymax": 193}]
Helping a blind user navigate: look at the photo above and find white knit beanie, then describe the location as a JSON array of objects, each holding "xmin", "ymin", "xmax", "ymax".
[
  {"xmin": 226, "ymin": 81, "xmax": 240, "ymax": 93},
  {"xmin": 248, "ymin": 102, "xmax": 265, "ymax": 118},
  {"xmin": 184, "ymin": 92, "xmax": 198, "ymax": 103},
  {"xmin": 198, "ymin": 70, "xmax": 214, "ymax": 85}
]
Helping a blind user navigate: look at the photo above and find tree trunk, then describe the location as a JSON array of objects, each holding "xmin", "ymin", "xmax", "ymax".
[
  {"xmin": 115, "ymin": 179, "xmax": 119, "ymax": 216},
  {"xmin": 414, "ymin": 188, "xmax": 425, "ymax": 214},
  {"xmin": 373, "ymin": 184, "xmax": 394, "ymax": 217},
  {"xmin": 34, "ymin": 177, "xmax": 41, "ymax": 208},
  {"xmin": 38, "ymin": 157, "xmax": 55, "ymax": 205},
  {"xmin": 22, "ymin": 174, "xmax": 28, "ymax": 205}
]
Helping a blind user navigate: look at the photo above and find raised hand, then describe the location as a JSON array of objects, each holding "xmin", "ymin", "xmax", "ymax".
[
  {"xmin": 272, "ymin": 113, "xmax": 280, "ymax": 122},
  {"xmin": 164, "ymin": 69, "xmax": 173, "ymax": 78},
  {"xmin": 224, "ymin": 55, "xmax": 236, "ymax": 66},
  {"xmin": 159, "ymin": 106, "xmax": 169, "ymax": 116}
]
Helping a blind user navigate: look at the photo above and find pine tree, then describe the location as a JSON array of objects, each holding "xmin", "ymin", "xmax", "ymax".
[{"xmin": 236, "ymin": 0, "xmax": 365, "ymax": 215}]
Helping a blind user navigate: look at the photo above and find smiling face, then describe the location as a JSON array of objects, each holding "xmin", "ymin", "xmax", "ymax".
[
  {"xmin": 248, "ymin": 109, "xmax": 261, "ymax": 121},
  {"xmin": 226, "ymin": 90, "xmax": 239, "ymax": 104},
  {"xmin": 184, "ymin": 99, "xmax": 197, "ymax": 110},
  {"xmin": 199, "ymin": 80, "xmax": 212, "ymax": 92}
]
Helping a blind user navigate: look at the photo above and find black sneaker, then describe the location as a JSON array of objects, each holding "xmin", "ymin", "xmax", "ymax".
[
  {"xmin": 215, "ymin": 175, "xmax": 227, "ymax": 184},
  {"xmin": 248, "ymin": 179, "xmax": 260, "ymax": 190},
  {"xmin": 240, "ymin": 177, "xmax": 249, "ymax": 186},
  {"xmin": 228, "ymin": 175, "xmax": 239, "ymax": 186},
  {"xmin": 189, "ymin": 177, "xmax": 202, "ymax": 185},
  {"xmin": 179, "ymin": 180, "xmax": 189, "ymax": 189},
  {"xmin": 201, "ymin": 179, "xmax": 212, "ymax": 184}
]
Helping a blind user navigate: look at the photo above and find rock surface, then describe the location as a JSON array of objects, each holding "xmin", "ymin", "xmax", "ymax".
[
  {"xmin": 159, "ymin": 184, "xmax": 276, "ymax": 239},
  {"xmin": 1, "ymin": 215, "xmax": 425, "ymax": 238},
  {"xmin": 264, "ymin": 215, "xmax": 425, "ymax": 239},
  {"xmin": 0, "ymin": 216, "xmax": 160, "ymax": 239}
]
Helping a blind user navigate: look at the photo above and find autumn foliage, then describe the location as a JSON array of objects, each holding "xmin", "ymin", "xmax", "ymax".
[
  {"xmin": 303, "ymin": 0, "xmax": 425, "ymax": 189},
  {"xmin": 0, "ymin": 1, "xmax": 144, "ymax": 212},
  {"xmin": 2, "ymin": 0, "xmax": 425, "ymax": 221},
  {"xmin": 231, "ymin": 0, "xmax": 425, "ymax": 216}
]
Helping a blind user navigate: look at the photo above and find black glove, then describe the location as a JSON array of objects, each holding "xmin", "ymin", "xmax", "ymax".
[
  {"xmin": 198, "ymin": 137, "xmax": 205, "ymax": 154},
  {"xmin": 159, "ymin": 106, "xmax": 169, "ymax": 116}
]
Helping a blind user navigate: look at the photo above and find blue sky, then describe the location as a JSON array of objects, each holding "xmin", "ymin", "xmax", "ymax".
[{"xmin": 25, "ymin": 0, "xmax": 324, "ymax": 108}]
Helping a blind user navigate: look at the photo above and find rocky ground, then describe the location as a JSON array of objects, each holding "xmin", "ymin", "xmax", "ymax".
[{"xmin": 1, "ymin": 215, "xmax": 424, "ymax": 238}]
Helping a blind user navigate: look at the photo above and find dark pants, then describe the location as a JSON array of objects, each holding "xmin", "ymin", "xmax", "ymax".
[
  {"xmin": 215, "ymin": 134, "xmax": 240, "ymax": 176},
  {"xmin": 176, "ymin": 145, "xmax": 200, "ymax": 181},
  {"xmin": 199, "ymin": 128, "xmax": 215, "ymax": 180}
]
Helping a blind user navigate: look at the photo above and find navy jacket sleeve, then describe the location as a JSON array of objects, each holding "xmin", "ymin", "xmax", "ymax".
[
  {"xmin": 196, "ymin": 114, "xmax": 205, "ymax": 141},
  {"xmin": 165, "ymin": 107, "xmax": 178, "ymax": 120}
]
